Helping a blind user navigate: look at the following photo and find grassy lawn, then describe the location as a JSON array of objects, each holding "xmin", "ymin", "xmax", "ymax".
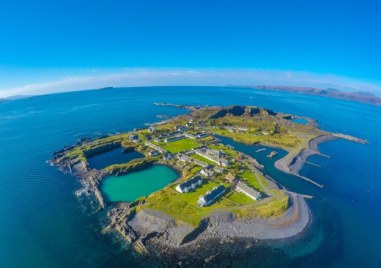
[
  {"xmin": 212, "ymin": 128, "xmax": 300, "ymax": 148},
  {"xmin": 235, "ymin": 192, "xmax": 289, "ymax": 219},
  {"xmin": 190, "ymin": 165, "xmax": 202, "ymax": 174},
  {"xmin": 225, "ymin": 191, "xmax": 254, "ymax": 205},
  {"xmin": 198, "ymin": 135, "xmax": 215, "ymax": 142},
  {"xmin": 237, "ymin": 170, "xmax": 263, "ymax": 192},
  {"xmin": 139, "ymin": 180, "xmax": 233, "ymax": 226},
  {"xmin": 160, "ymin": 138, "xmax": 201, "ymax": 153},
  {"xmin": 191, "ymin": 154, "xmax": 216, "ymax": 165},
  {"xmin": 256, "ymin": 172, "xmax": 268, "ymax": 188}
]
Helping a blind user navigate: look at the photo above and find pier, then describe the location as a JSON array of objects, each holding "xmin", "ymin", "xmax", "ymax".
[
  {"xmin": 333, "ymin": 133, "xmax": 368, "ymax": 144},
  {"xmin": 290, "ymin": 172, "xmax": 324, "ymax": 188},
  {"xmin": 305, "ymin": 161, "xmax": 321, "ymax": 168}
]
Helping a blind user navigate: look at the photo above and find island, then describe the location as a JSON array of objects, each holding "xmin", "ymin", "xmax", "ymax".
[{"xmin": 50, "ymin": 105, "xmax": 367, "ymax": 263}]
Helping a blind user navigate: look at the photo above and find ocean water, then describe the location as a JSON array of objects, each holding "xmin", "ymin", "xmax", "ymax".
[
  {"xmin": 291, "ymin": 118, "xmax": 308, "ymax": 124},
  {"xmin": 101, "ymin": 165, "xmax": 179, "ymax": 202},
  {"xmin": 0, "ymin": 86, "xmax": 380, "ymax": 267}
]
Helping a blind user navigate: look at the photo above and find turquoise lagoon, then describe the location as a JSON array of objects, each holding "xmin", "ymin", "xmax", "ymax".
[
  {"xmin": 0, "ymin": 86, "xmax": 380, "ymax": 267},
  {"xmin": 101, "ymin": 165, "xmax": 179, "ymax": 202}
]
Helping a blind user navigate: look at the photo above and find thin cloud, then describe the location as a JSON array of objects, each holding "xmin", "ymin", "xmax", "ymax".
[{"xmin": 1, "ymin": 69, "xmax": 381, "ymax": 98}]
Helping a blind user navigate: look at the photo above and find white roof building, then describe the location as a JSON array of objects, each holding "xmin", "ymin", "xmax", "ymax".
[
  {"xmin": 176, "ymin": 176, "xmax": 203, "ymax": 193},
  {"xmin": 236, "ymin": 181, "xmax": 262, "ymax": 200}
]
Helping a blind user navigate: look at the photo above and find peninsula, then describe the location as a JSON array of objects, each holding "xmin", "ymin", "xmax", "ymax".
[{"xmin": 51, "ymin": 105, "xmax": 367, "ymax": 263}]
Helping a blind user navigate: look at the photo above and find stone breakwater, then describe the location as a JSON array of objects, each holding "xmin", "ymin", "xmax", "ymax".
[
  {"xmin": 288, "ymin": 134, "xmax": 337, "ymax": 175},
  {"xmin": 275, "ymin": 133, "xmax": 367, "ymax": 188}
]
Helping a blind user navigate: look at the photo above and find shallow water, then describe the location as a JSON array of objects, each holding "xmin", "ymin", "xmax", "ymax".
[
  {"xmin": 291, "ymin": 118, "xmax": 308, "ymax": 124},
  {"xmin": 0, "ymin": 86, "xmax": 380, "ymax": 267},
  {"xmin": 101, "ymin": 165, "xmax": 179, "ymax": 202}
]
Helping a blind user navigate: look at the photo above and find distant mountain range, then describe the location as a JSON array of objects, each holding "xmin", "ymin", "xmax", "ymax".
[
  {"xmin": 250, "ymin": 85, "xmax": 381, "ymax": 106},
  {"xmin": 1, "ymin": 86, "xmax": 381, "ymax": 106}
]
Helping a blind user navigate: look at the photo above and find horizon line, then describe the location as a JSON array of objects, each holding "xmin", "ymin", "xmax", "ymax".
[{"xmin": 1, "ymin": 68, "xmax": 381, "ymax": 99}]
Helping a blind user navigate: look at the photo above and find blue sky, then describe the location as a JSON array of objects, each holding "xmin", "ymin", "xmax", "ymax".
[{"xmin": 1, "ymin": 0, "xmax": 381, "ymax": 97}]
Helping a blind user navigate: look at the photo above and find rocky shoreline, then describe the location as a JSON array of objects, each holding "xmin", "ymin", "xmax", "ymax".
[
  {"xmin": 104, "ymin": 193, "xmax": 311, "ymax": 265},
  {"xmin": 50, "ymin": 140, "xmax": 312, "ymax": 264},
  {"xmin": 48, "ymin": 103, "xmax": 371, "ymax": 266}
]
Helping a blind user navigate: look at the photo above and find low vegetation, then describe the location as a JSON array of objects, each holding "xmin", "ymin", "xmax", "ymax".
[
  {"xmin": 138, "ymin": 180, "xmax": 233, "ymax": 226},
  {"xmin": 159, "ymin": 138, "xmax": 201, "ymax": 153},
  {"xmin": 191, "ymin": 154, "xmax": 216, "ymax": 165},
  {"xmin": 59, "ymin": 105, "xmax": 315, "ymax": 226}
]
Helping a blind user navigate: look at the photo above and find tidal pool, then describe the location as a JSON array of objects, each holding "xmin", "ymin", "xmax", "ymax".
[{"xmin": 101, "ymin": 165, "xmax": 179, "ymax": 202}]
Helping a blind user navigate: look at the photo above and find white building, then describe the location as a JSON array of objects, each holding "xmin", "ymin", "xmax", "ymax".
[
  {"xmin": 200, "ymin": 167, "xmax": 214, "ymax": 177},
  {"xmin": 197, "ymin": 185, "xmax": 226, "ymax": 207},
  {"xmin": 195, "ymin": 148, "xmax": 229, "ymax": 166},
  {"xmin": 176, "ymin": 176, "xmax": 203, "ymax": 193},
  {"xmin": 236, "ymin": 181, "xmax": 262, "ymax": 200}
]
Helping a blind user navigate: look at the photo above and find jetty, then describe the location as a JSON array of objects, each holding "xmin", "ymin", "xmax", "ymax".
[
  {"xmin": 333, "ymin": 133, "xmax": 368, "ymax": 144},
  {"xmin": 290, "ymin": 171, "xmax": 324, "ymax": 188},
  {"xmin": 305, "ymin": 161, "xmax": 321, "ymax": 168}
]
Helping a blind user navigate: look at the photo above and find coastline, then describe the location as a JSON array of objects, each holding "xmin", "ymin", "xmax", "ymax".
[
  {"xmin": 274, "ymin": 134, "xmax": 337, "ymax": 188},
  {"xmin": 51, "ymin": 140, "xmax": 313, "ymax": 260},
  {"xmin": 52, "ymin": 104, "xmax": 363, "ymax": 263},
  {"xmin": 122, "ymin": 191, "xmax": 311, "ymax": 262}
]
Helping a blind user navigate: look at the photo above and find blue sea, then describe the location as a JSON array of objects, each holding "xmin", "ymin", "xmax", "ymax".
[{"xmin": 0, "ymin": 86, "xmax": 380, "ymax": 267}]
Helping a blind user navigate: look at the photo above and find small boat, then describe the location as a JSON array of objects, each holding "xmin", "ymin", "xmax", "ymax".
[
  {"xmin": 255, "ymin": 148, "xmax": 266, "ymax": 153},
  {"xmin": 267, "ymin": 151, "xmax": 278, "ymax": 158}
]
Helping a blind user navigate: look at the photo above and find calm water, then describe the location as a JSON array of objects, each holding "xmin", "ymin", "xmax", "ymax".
[
  {"xmin": 87, "ymin": 148, "xmax": 144, "ymax": 170},
  {"xmin": 0, "ymin": 86, "xmax": 380, "ymax": 267},
  {"xmin": 101, "ymin": 165, "xmax": 179, "ymax": 202},
  {"xmin": 291, "ymin": 118, "xmax": 308, "ymax": 124}
]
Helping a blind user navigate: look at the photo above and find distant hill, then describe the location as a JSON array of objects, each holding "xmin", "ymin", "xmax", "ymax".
[
  {"xmin": 252, "ymin": 85, "xmax": 381, "ymax": 106},
  {"xmin": 209, "ymin": 105, "xmax": 277, "ymax": 119},
  {"xmin": 0, "ymin": 95, "xmax": 34, "ymax": 103}
]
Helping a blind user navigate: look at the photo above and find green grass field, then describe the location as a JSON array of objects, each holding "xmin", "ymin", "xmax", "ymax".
[
  {"xmin": 225, "ymin": 191, "xmax": 254, "ymax": 205},
  {"xmin": 238, "ymin": 170, "xmax": 263, "ymax": 192},
  {"xmin": 139, "ymin": 180, "xmax": 233, "ymax": 226},
  {"xmin": 212, "ymin": 128, "xmax": 300, "ymax": 148},
  {"xmin": 160, "ymin": 138, "xmax": 201, "ymax": 153},
  {"xmin": 191, "ymin": 154, "xmax": 216, "ymax": 165}
]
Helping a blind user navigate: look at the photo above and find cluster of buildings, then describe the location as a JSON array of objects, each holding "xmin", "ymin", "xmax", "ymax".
[
  {"xmin": 128, "ymin": 134, "xmax": 140, "ymax": 143},
  {"xmin": 195, "ymin": 148, "xmax": 230, "ymax": 167},
  {"xmin": 197, "ymin": 185, "xmax": 226, "ymax": 207},
  {"xmin": 131, "ymin": 120, "xmax": 263, "ymax": 208},
  {"xmin": 184, "ymin": 132, "xmax": 207, "ymax": 139},
  {"xmin": 175, "ymin": 173, "xmax": 261, "ymax": 207},
  {"xmin": 225, "ymin": 126, "xmax": 248, "ymax": 133},
  {"xmin": 175, "ymin": 176, "xmax": 203, "ymax": 193},
  {"xmin": 145, "ymin": 141, "xmax": 167, "ymax": 154}
]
